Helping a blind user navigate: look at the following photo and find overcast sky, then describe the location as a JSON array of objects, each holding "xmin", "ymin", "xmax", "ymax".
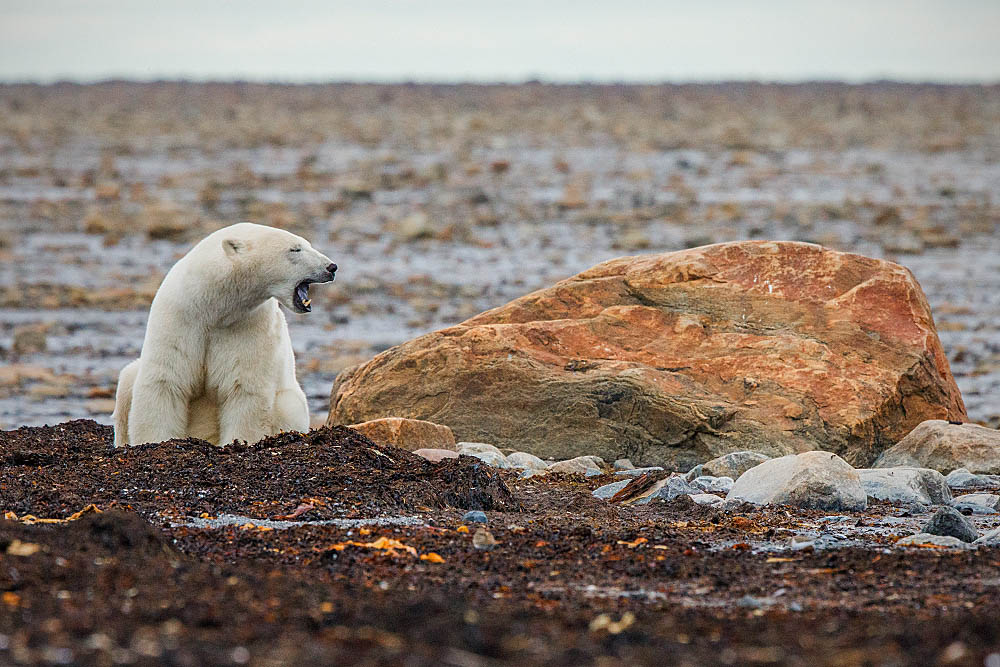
[{"xmin": 1, "ymin": 0, "xmax": 998, "ymax": 83}]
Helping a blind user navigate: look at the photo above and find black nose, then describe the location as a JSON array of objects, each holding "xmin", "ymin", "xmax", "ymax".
[{"xmin": 327, "ymin": 263, "xmax": 338, "ymax": 274}]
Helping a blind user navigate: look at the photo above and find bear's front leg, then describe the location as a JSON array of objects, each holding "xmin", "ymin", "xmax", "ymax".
[
  {"xmin": 218, "ymin": 384, "xmax": 274, "ymax": 445},
  {"xmin": 128, "ymin": 374, "xmax": 191, "ymax": 445}
]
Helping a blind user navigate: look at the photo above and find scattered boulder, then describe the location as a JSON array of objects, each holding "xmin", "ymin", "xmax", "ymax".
[
  {"xmin": 689, "ymin": 493, "xmax": 725, "ymax": 506},
  {"xmin": 347, "ymin": 417, "xmax": 456, "ymax": 452},
  {"xmin": 506, "ymin": 451, "xmax": 548, "ymax": 471},
  {"xmin": 412, "ymin": 448, "xmax": 459, "ymax": 463},
  {"xmin": 921, "ymin": 506, "xmax": 978, "ymax": 543},
  {"xmin": 701, "ymin": 451, "xmax": 770, "ymax": 479},
  {"xmin": 330, "ymin": 242, "xmax": 965, "ymax": 468},
  {"xmin": 896, "ymin": 533, "xmax": 972, "ymax": 549},
  {"xmin": 726, "ymin": 451, "xmax": 867, "ymax": 511},
  {"xmin": 856, "ymin": 467, "xmax": 951, "ymax": 505},
  {"xmin": 873, "ymin": 420, "xmax": 1000, "ymax": 474}
]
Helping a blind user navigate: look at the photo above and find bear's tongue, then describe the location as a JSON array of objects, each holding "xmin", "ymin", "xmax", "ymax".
[{"xmin": 295, "ymin": 282, "xmax": 311, "ymax": 311}]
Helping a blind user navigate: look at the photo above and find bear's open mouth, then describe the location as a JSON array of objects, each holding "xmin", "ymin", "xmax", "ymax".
[{"xmin": 293, "ymin": 281, "xmax": 312, "ymax": 312}]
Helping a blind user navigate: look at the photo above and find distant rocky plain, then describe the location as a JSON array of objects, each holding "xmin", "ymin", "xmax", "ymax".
[{"xmin": 0, "ymin": 81, "xmax": 998, "ymax": 448}]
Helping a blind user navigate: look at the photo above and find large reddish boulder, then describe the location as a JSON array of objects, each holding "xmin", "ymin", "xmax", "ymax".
[{"xmin": 328, "ymin": 242, "xmax": 966, "ymax": 468}]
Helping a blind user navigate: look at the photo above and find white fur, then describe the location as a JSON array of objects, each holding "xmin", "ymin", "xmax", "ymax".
[{"xmin": 113, "ymin": 222, "xmax": 336, "ymax": 447}]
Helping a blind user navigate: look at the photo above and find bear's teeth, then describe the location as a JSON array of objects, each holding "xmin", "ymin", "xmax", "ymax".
[{"xmin": 303, "ymin": 299, "xmax": 311, "ymax": 307}]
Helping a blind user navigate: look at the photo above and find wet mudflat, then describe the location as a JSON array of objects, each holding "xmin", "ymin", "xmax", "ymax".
[
  {"xmin": 1, "ymin": 82, "xmax": 999, "ymax": 430},
  {"xmin": 3, "ymin": 421, "xmax": 1000, "ymax": 665}
]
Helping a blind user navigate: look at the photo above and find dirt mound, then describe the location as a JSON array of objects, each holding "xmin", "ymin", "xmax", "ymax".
[{"xmin": 0, "ymin": 420, "xmax": 518, "ymax": 519}]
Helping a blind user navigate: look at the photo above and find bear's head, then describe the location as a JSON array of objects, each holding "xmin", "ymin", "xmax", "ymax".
[{"xmin": 221, "ymin": 223, "xmax": 337, "ymax": 314}]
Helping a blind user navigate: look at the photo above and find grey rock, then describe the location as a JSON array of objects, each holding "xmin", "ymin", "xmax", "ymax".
[
  {"xmin": 974, "ymin": 527, "xmax": 1000, "ymax": 546},
  {"xmin": 457, "ymin": 442, "xmax": 505, "ymax": 457},
  {"xmin": 506, "ymin": 451, "xmax": 547, "ymax": 471},
  {"xmin": 613, "ymin": 458, "xmax": 635, "ymax": 471},
  {"xmin": 548, "ymin": 456, "xmax": 602, "ymax": 475},
  {"xmin": 922, "ymin": 506, "xmax": 978, "ymax": 543},
  {"xmin": 468, "ymin": 450, "xmax": 509, "ymax": 468},
  {"xmin": 953, "ymin": 492, "xmax": 1000, "ymax": 510},
  {"xmin": 689, "ymin": 493, "xmax": 725, "ymax": 506},
  {"xmin": 701, "ymin": 451, "xmax": 771, "ymax": 479},
  {"xmin": 615, "ymin": 466, "xmax": 665, "ymax": 477},
  {"xmin": 944, "ymin": 468, "xmax": 998, "ymax": 489},
  {"xmin": 895, "ymin": 533, "xmax": 972, "ymax": 549},
  {"xmin": 631, "ymin": 475, "xmax": 700, "ymax": 505},
  {"xmin": 874, "ymin": 420, "xmax": 1000, "ymax": 474},
  {"xmin": 726, "ymin": 451, "xmax": 867, "ymax": 511},
  {"xmin": 952, "ymin": 502, "xmax": 997, "ymax": 516},
  {"xmin": 592, "ymin": 480, "xmax": 631, "ymax": 500},
  {"xmin": 692, "ymin": 475, "xmax": 735, "ymax": 494},
  {"xmin": 462, "ymin": 510, "xmax": 488, "ymax": 524},
  {"xmin": 857, "ymin": 467, "xmax": 952, "ymax": 505},
  {"xmin": 585, "ymin": 467, "xmax": 602, "ymax": 478},
  {"xmin": 684, "ymin": 464, "xmax": 704, "ymax": 482}
]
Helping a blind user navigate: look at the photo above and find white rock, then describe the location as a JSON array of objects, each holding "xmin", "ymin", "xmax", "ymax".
[
  {"xmin": 505, "ymin": 451, "xmax": 547, "ymax": 471},
  {"xmin": 615, "ymin": 466, "xmax": 665, "ymax": 477},
  {"xmin": 701, "ymin": 451, "xmax": 771, "ymax": 479},
  {"xmin": 692, "ymin": 475, "xmax": 735, "ymax": 494},
  {"xmin": 856, "ymin": 467, "xmax": 952, "ymax": 505},
  {"xmin": 592, "ymin": 480, "xmax": 630, "ymax": 500},
  {"xmin": 688, "ymin": 493, "xmax": 725, "ymax": 506},
  {"xmin": 974, "ymin": 527, "xmax": 1000, "ymax": 546},
  {"xmin": 613, "ymin": 458, "xmax": 635, "ymax": 471},
  {"xmin": 874, "ymin": 420, "xmax": 1000, "ymax": 474},
  {"xmin": 726, "ymin": 451, "xmax": 867, "ymax": 511}
]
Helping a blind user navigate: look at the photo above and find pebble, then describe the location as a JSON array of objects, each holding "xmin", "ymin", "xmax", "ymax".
[
  {"xmin": 467, "ymin": 450, "xmax": 509, "ymax": 468},
  {"xmin": 613, "ymin": 458, "xmax": 635, "ymax": 471},
  {"xmin": 944, "ymin": 468, "xmax": 994, "ymax": 489},
  {"xmin": 615, "ymin": 466, "xmax": 665, "ymax": 477},
  {"xmin": 688, "ymin": 493, "xmax": 724, "ymax": 506},
  {"xmin": 974, "ymin": 527, "xmax": 1000, "ymax": 546},
  {"xmin": 692, "ymin": 475, "xmax": 735, "ymax": 494},
  {"xmin": 548, "ymin": 456, "xmax": 602, "ymax": 475},
  {"xmin": 896, "ymin": 533, "xmax": 973, "ymax": 549},
  {"xmin": 592, "ymin": 480, "xmax": 630, "ymax": 500},
  {"xmin": 700, "ymin": 451, "xmax": 770, "ymax": 479},
  {"xmin": 505, "ymin": 451, "xmax": 547, "ymax": 471},
  {"xmin": 462, "ymin": 510, "xmax": 488, "ymax": 524},
  {"xmin": 472, "ymin": 527, "xmax": 498, "ymax": 551},
  {"xmin": 921, "ymin": 506, "xmax": 979, "ymax": 543}
]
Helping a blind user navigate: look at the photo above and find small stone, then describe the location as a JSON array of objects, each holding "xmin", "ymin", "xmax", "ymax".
[
  {"xmin": 472, "ymin": 527, "xmax": 498, "ymax": 551},
  {"xmin": 895, "ymin": 533, "xmax": 972, "ymax": 549},
  {"xmin": 592, "ymin": 480, "xmax": 631, "ymax": 500},
  {"xmin": 922, "ymin": 506, "xmax": 978, "ymax": 543},
  {"xmin": 688, "ymin": 493, "xmax": 724, "ymax": 506},
  {"xmin": 613, "ymin": 458, "xmax": 635, "ymax": 471},
  {"xmin": 637, "ymin": 475, "xmax": 700, "ymax": 505},
  {"xmin": 462, "ymin": 511, "xmax": 488, "ymax": 524},
  {"xmin": 692, "ymin": 475, "xmax": 735, "ymax": 494},
  {"xmin": 944, "ymin": 468, "xmax": 994, "ymax": 489},
  {"xmin": 615, "ymin": 466, "xmax": 665, "ymax": 477},
  {"xmin": 952, "ymin": 493, "xmax": 1000, "ymax": 513},
  {"xmin": 506, "ymin": 452, "xmax": 547, "ymax": 471},
  {"xmin": 684, "ymin": 464, "xmax": 704, "ymax": 482},
  {"xmin": 974, "ymin": 527, "xmax": 1000, "ymax": 546},
  {"xmin": 548, "ymin": 456, "xmax": 602, "ymax": 475},
  {"xmin": 412, "ymin": 448, "xmax": 459, "ymax": 463},
  {"xmin": 457, "ymin": 442, "xmax": 504, "ymax": 457},
  {"xmin": 467, "ymin": 450, "xmax": 509, "ymax": 468},
  {"xmin": 701, "ymin": 451, "xmax": 770, "ymax": 479}
]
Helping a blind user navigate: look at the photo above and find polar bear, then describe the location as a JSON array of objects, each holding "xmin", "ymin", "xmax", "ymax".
[{"xmin": 113, "ymin": 222, "xmax": 337, "ymax": 447}]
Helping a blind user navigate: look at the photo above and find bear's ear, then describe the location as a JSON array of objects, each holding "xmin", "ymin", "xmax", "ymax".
[{"xmin": 222, "ymin": 238, "xmax": 250, "ymax": 257}]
